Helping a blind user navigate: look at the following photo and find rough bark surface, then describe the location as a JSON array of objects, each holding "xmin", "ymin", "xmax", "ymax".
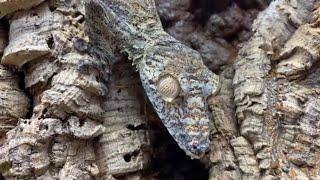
[
  {"xmin": 0, "ymin": 0, "xmax": 320, "ymax": 179},
  {"xmin": 0, "ymin": 1, "xmax": 107, "ymax": 179},
  {"xmin": 233, "ymin": 1, "xmax": 320, "ymax": 179},
  {"xmin": 95, "ymin": 61, "xmax": 152, "ymax": 178},
  {"xmin": 0, "ymin": 0, "xmax": 46, "ymax": 19}
]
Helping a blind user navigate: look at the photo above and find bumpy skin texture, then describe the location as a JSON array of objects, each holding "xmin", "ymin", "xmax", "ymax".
[{"xmin": 85, "ymin": 0, "xmax": 220, "ymax": 158}]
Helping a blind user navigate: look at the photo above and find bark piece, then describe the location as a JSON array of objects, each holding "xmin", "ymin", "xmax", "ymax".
[
  {"xmin": 39, "ymin": 53, "xmax": 107, "ymax": 120},
  {"xmin": 68, "ymin": 116, "xmax": 106, "ymax": 139},
  {"xmin": 206, "ymin": 67, "xmax": 240, "ymax": 179},
  {"xmin": 0, "ymin": 65, "xmax": 29, "ymax": 137},
  {"xmin": 231, "ymin": 136, "xmax": 259, "ymax": 179},
  {"xmin": 1, "ymin": 2, "xmax": 64, "ymax": 67},
  {"xmin": 23, "ymin": 58, "xmax": 59, "ymax": 94},
  {"xmin": 0, "ymin": 118, "xmax": 57, "ymax": 178},
  {"xmin": 0, "ymin": 0, "xmax": 45, "ymax": 18},
  {"xmin": 233, "ymin": 0, "xmax": 320, "ymax": 178},
  {"xmin": 208, "ymin": 136, "xmax": 239, "ymax": 180},
  {"xmin": 58, "ymin": 140, "xmax": 99, "ymax": 180},
  {"xmin": 205, "ymin": 3, "xmax": 254, "ymax": 38},
  {"xmin": 0, "ymin": 1, "xmax": 107, "ymax": 179},
  {"xmin": 209, "ymin": 67, "xmax": 237, "ymax": 137},
  {"xmin": 275, "ymin": 13, "xmax": 320, "ymax": 80},
  {"xmin": 155, "ymin": 0, "xmax": 192, "ymax": 22},
  {"xmin": 95, "ymin": 61, "xmax": 151, "ymax": 177},
  {"xmin": 165, "ymin": 14, "xmax": 236, "ymax": 72}
]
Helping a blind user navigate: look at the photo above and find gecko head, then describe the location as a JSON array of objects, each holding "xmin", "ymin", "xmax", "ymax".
[
  {"xmin": 146, "ymin": 48, "xmax": 220, "ymax": 159},
  {"xmin": 156, "ymin": 71, "xmax": 219, "ymax": 158}
]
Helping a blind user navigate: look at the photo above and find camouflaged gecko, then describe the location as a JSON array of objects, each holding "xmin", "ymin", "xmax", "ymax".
[{"xmin": 85, "ymin": 0, "xmax": 220, "ymax": 159}]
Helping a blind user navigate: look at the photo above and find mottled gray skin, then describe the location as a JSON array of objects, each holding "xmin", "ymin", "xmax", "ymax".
[{"xmin": 85, "ymin": 0, "xmax": 220, "ymax": 158}]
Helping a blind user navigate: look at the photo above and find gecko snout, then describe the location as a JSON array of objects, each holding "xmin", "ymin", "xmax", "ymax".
[{"xmin": 186, "ymin": 139, "xmax": 210, "ymax": 159}]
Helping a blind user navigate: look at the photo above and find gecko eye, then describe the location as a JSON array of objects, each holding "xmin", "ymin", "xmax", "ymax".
[{"xmin": 157, "ymin": 74, "xmax": 181, "ymax": 103}]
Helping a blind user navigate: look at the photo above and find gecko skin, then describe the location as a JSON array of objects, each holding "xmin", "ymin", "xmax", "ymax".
[{"xmin": 85, "ymin": 0, "xmax": 220, "ymax": 159}]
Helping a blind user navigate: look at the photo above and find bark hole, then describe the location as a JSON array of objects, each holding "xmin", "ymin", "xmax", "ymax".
[
  {"xmin": 46, "ymin": 35, "xmax": 54, "ymax": 49},
  {"xmin": 123, "ymin": 150, "xmax": 140, "ymax": 162},
  {"xmin": 126, "ymin": 124, "xmax": 147, "ymax": 131},
  {"xmin": 16, "ymin": 71, "xmax": 33, "ymax": 119},
  {"xmin": 31, "ymin": 12, "xmax": 38, "ymax": 17},
  {"xmin": 39, "ymin": 123, "xmax": 49, "ymax": 131},
  {"xmin": 49, "ymin": 6, "xmax": 57, "ymax": 12},
  {"xmin": 74, "ymin": 12, "xmax": 85, "ymax": 24}
]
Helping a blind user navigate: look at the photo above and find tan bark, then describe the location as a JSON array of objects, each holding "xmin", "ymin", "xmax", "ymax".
[
  {"xmin": 1, "ymin": 0, "xmax": 320, "ymax": 179},
  {"xmin": 95, "ymin": 61, "xmax": 151, "ymax": 178},
  {"xmin": 0, "ymin": 65, "xmax": 29, "ymax": 143},
  {"xmin": 0, "ymin": 20, "xmax": 30, "ymax": 145},
  {"xmin": 0, "ymin": 0, "xmax": 46, "ymax": 19},
  {"xmin": 232, "ymin": 0, "xmax": 320, "ymax": 179},
  {"xmin": 0, "ymin": 1, "xmax": 106, "ymax": 179},
  {"xmin": 0, "ymin": 0, "xmax": 152, "ymax": 179}
]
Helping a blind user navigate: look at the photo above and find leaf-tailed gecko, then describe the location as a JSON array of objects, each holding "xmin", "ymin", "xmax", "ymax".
[{"xmin": 85, "ymin": 0, "xmax": 220, "ymax": 159}]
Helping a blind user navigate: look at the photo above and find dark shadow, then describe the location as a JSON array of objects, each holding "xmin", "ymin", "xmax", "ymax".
[
  {"xmin": 190, "ymin": 0, "xmax": 232, "ymax": 24},
  {"xmin": 149, "ymin": 121, "xmax": 208, "ymax": 180}
]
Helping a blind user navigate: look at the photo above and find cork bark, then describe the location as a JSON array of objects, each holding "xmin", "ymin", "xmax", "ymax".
[
  {"xmin": 0, "ymin": 1, "xmax": 107, "ymax": 179},
  {"xmin": 0, "ymin": 0, "xmax": 320, "ymax": 179}
]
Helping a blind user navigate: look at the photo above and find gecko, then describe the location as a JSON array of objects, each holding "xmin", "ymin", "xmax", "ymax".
[{"xmin": 85, "ymin": 0, "xmax": 220, "ymax": 159}]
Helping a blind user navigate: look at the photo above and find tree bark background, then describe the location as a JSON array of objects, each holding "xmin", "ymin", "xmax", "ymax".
[{"xmin": 0, "ymin": 0, "xmax": 319, "ymax": 179}]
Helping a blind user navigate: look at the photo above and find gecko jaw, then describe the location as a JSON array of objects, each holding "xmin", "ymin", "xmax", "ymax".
[{"xmin": 185, "ymin": 139, "xmax": 210, "ymax": 159}]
